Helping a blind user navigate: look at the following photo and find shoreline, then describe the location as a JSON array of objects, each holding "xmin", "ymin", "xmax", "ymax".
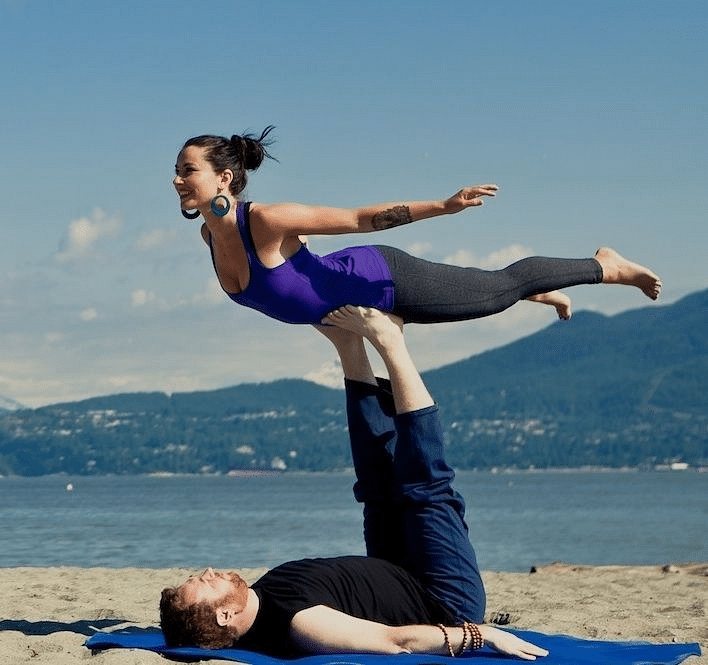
[
  {"xmin": 2, "ymin": 465, "xmax": 707, "ymax": 480},
  {"xmin": 1, "ymin": 563, "xmax": 705, "ymax": 664}
]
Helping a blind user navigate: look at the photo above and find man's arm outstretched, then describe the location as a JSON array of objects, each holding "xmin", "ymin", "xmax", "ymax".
[{"xmin": 290, "ymin": 604, "xmax": 548, "ymax": 660}]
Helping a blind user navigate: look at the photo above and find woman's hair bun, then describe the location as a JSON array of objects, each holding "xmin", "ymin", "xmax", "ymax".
[{"xmin": 230, "ymin": 126, "xmax": 276, "ymax": 171}]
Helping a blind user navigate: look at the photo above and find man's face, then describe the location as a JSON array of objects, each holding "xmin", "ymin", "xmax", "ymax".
[{"xmin": 179, "ymin": 568, "xmax": 244, "ymax": 606}]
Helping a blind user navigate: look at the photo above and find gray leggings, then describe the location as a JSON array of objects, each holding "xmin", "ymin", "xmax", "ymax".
[{"xmin": 374, "ymin": 245, "xmax": 603, "ymax": 324}]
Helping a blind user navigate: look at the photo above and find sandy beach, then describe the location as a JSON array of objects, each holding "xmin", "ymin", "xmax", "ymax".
[{"xmin": 0, "ymin": 562, "xmax": 705, "ymax": 664}]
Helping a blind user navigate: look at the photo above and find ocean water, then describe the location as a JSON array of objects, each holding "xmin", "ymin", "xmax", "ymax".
[{"xmin": 1, "ymin": 470, "xmax": 706, "ymax": 572}]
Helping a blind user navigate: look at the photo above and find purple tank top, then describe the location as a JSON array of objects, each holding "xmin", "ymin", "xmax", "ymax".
[{"xmin": 210, "ymin": 202, "xmax": 394, "ymax": 324}]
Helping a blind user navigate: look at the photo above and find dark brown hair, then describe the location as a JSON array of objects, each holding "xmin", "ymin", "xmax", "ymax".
[
  {"xmin": 181, "ymin": 126, "xmax": 276, "ymax": 197},
  {"xmin": 159, "ymin": 574, "xmax": 249, "ymax": 649}
]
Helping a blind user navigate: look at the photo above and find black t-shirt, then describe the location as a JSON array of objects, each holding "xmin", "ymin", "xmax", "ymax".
[{"xmin": 236, "ymin": 555, "xmax": 453, "ymax": 657}]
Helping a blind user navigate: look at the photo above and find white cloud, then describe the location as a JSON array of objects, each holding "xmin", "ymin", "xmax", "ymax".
[
  {"xmin": 80, "ymin": 307, "xmax": 98, "ymax": 322},
  {"xmin": 131, "ymin": 288, "xmax": 156, "ymax": 307},
  {"xmin": 192, "ymin": 277, "xmax": 227, "ymax": 306},
  {"xmin": 134, "ymin": 228, "xmax": 177, "ymax": 252},
  {"xmin": 54, "ymin": 209, "xmax": 122, "ymax": 264},
  {"xmin": 304, "ymin": 360, "xmax": 345, "ymax": 389},
  {"xmin": 405, "ymin": 241, "xmax": 433, "ymax": 257},
  {"xmin": 443, "ymin": 243, "xmax": 534, "ymax": 270},
  {"xmin": 44, "ymin": 332, "xmax": 64, "ymax": 344}
]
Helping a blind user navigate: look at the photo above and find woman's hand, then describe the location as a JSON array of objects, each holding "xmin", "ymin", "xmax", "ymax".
[
  {"xmin": 479, "ymin": 624, "xmax": 549, "ymax": 661},
  {"xmin": 444, "ymin": 184, "xmax": 499, "ymax": 214}
]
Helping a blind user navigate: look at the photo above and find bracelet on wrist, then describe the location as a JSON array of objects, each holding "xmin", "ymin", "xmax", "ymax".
[
  {"xmin": 436, "ymin": 624, "xmax": 455, "ymax": 657},
  {"xmin": 456, "ymin": 622, "xmax": 470, "ymax": 655},
  {"xmin": 463, "ymin": 622, "xmax": 484, "ymax": 651}
]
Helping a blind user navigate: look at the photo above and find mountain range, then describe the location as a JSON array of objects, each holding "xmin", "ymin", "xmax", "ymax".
[
  {"xmin": 1, "ymin": 289, "xmax": 706, "ymax": 475},
  {"xmin": 0, "ymin": 396, "xmax": 25, "ymax": 413}
]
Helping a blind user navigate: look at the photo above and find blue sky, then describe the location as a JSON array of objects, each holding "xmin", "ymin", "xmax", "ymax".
[{"xmin": 1, "ymin": 0, "xmax": 706, "ymax": 407}]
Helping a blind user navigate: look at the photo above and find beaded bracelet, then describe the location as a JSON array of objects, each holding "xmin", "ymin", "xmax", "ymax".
[
  {"xmin": 463, "ymin": 621, "xmax": 484, "ymax": 651},
  {"xmin": 457, "ymin": 622, "xmax": 470, "ymax": 656},
  {"xmin": 436, "ymin": 624, "xmax": 455, "ymax": 657}
]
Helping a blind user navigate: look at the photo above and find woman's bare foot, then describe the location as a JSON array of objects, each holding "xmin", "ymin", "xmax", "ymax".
[
  {"xmin": 322, "ymin": 306, "xmax": 404, "ymax": 354},
  {"xmin": 594, "ymin": 247, "xmax": 662, "ymax": 300},
  {"xmin": 526, "ymin": 290, "xmax": 572, "ymax": 320}
]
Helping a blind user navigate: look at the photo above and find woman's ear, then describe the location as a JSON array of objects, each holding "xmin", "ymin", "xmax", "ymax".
[{"xmin": 218, "ymin": 169, "xmax": 234, "ymax": 190}]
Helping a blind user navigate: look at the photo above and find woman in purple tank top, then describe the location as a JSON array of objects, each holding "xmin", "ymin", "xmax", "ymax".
[{"xmin": 173, "ymin": 127, "xmax": 661, "ymax": 329}]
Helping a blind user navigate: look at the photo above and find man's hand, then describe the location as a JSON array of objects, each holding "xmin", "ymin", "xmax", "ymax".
[
  {"xmin": 479, "ymin": 624, "xmax": 549, "ymax": 660},
  {"xmin": 444, "ymin": 184, "xmax": 499, "ymax": 213}
]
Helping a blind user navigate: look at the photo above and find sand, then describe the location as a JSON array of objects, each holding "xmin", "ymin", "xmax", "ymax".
[{"xmin": 0, "ymin": 562, "xmax": 705, "ymax": 664}]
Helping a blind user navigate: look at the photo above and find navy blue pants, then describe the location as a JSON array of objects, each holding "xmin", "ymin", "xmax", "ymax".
[{"xmin": 345, "ymin": 378, "xmax": 486, "ymax": 622}]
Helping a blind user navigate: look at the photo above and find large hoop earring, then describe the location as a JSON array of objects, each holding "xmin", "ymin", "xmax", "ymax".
[
  {"xmin": 182, "ymin": 209, "xmax": 200, "ymax": 220},
  {"xmin": 210, "ymin": 195, "xmax": 231, "ymax": 217}
]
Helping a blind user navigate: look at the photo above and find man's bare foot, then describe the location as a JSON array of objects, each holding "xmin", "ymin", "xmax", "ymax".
[
  {"xmin": 526, "ymin": 290, "xmax": 572, "ymax": 320},
  {"xmin": 322, "ymin": 306, "xmax": 404, "ymax": 353},
  {"xmin": 594, "ymin": 247, "xmax": 662, "ymax": 300},
  {"xmin": 325, "ymin": 307, "xmax": 433, "ymax": 414},
  {"xmin": 313, "ymin": 323, "xmax": 361, "ymax": 349}
]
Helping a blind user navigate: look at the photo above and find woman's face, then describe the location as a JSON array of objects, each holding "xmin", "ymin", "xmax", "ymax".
[{"xmin": 174, "ymin": 145, "xmax": 221, "ymax": 212}]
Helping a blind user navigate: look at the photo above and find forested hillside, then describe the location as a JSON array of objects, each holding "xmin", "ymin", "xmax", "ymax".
[{"xmin": 1, "ymin": 290, "xmax": 706, "ymax": 475}]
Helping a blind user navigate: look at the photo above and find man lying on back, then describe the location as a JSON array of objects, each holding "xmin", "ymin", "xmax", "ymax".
[{"xmin": 160, "ymin": 306, "xmax": 547, "ymax": 661}]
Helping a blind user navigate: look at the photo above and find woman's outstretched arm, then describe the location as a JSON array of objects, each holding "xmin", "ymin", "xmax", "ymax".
[{"xmin": 251, "ymin": 184, "xmax": 498, "ymax": 236}]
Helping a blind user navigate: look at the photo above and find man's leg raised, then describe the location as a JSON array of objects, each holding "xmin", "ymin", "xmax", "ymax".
[
  {"xmin": 324, "ymin": 307, "xmax": 486, "ymax": 623},
  {"xmin": 315, "ymin": 324, "xmax": 405, "ymax": 563}
]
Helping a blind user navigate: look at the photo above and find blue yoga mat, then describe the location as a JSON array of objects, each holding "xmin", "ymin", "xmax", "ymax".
[{"xmin": 85, "ymin": 627, "xmax": 700, "ymax": 664}]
